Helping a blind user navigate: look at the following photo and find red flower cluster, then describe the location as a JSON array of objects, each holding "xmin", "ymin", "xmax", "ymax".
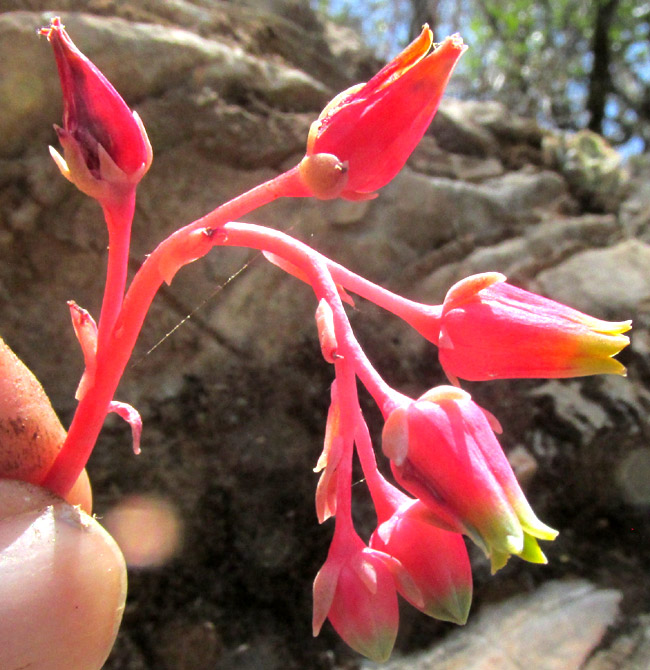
[{"xmin": 36, "ymin": 16, "xmax": 632, "ymax": 666}]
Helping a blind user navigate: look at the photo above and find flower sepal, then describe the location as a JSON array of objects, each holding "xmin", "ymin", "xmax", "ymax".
[{"xmin": 50, "ymin": 113, "xmax": 151, "ymax": 204}]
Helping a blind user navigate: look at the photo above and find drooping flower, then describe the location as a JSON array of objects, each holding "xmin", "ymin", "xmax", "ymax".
[
  {"xmin": 40, "ymin": 17, "xmax": 152, "ymax": 203},
  {"xmin": 300, "ymin": 26, "xmax": 466, "ymax": 200},
  {"xmin": 382, "ymin": 386, "xmax": 558, "ymax": 573},
  {"xmin": 370, "ymin": 493, "xmax": 472, "ymax": 624},
  {"xmin": 312, "ymin": 532, "xmax": 403, "ymax": 663},
  {"xmin": 435, "ymin": 273, "xmax": 631, "ymax": 382}
]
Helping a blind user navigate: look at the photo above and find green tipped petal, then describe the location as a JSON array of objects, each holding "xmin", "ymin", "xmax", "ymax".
[
  {"xmin": 424, "ymin": 585, "xmax": 473, "ymax": 625},
  {"xmin": 513, "ymin": 497, "xmax": 559, "ymax": 541},
  {"xmin": 518, "ymin": 533, "xmax": 548, "ymax": 564},
  {"xmin": 521, "ymin": 518, "xmax": 558, "ymax": 542},
  {"xmin": 348, "ymin": 625, "xmax": 396, "ymax": 663},
  {"xmin": 490, "ymin": 549, "xmax": 511, "ymax": 574}
]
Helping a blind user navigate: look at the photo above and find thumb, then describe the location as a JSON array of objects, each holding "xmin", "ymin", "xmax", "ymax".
[{"xmin": 0, "ymin": 479, "xmax": 127, "ymax": 670}]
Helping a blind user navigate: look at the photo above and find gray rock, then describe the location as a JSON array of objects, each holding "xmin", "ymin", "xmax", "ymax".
[
  {"xmin": 585, "ymin": 615, "xmax": 650, "ymax": 670},
  {"xmin": 363, "ymin": 580, "xmax": 622, "ymax": 670},
  {"xmin": 535, "ymin": 239, "xmax": 650, "ymax": 318}
]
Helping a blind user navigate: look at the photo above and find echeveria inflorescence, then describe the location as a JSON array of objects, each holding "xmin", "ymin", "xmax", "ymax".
[{"xmin": 26, "ymin": 15, "xmax": 634, "ymax": 666}]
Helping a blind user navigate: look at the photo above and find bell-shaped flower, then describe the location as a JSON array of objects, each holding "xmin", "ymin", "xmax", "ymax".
[
  {"xmin": 40, "ymin": 18, "xmax": 152, "ymax": 204},
  {"xmin": 382, "ymin": 386, "xmax": 558, "ymax": 573},
  {"xmin": 300, "ymin": 26, "xmax": 465, "ymax": 200},
  {"xmin": 312, "ymin": 530, "xmax": 403, "ymax": 663},
  {"xmin": 370, "ymin": 494, "xmax": 472, "ymax": 624},
  {"xmin": 313, "ymin": 519, "xmax": 426, "ymax": 663},
  {"xmin": 436, "ymin": 273, "xmax": 631, "ymax": 382}
]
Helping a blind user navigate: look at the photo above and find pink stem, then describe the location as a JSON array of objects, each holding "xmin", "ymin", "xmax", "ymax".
[
  {"xmin": 41, "ymin": 167, "xmax": 310, "ymax": 497},
  {"xmin": 212, "ymin": 223, "xmax": 409, "ymax": 415},
  {"xmin": 330, "ymin": 359, "xmax": 356, "ymax": 536},
  {"xmin": 325, "ymin": 259, "xmax": 442, "ymax": 339},
  {"xmin": 96, "ymin": 190, "xmax": 136, "ymax": 354},
  {"xmin": 353, "ymin": 407, "xmax": 405, "ymax": 521}
]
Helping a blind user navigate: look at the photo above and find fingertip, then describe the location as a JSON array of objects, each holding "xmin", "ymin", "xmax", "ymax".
[{"xmin": 0, "ymin": 481, "xmax": 126, "ymax": 670}]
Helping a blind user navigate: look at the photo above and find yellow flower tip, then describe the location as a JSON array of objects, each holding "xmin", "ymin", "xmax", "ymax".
[
  {"xmin": 592, "ymin": 318, "xmax": 633, "ymax": 336},
  {"xmin": 520, "ymin": 516, "xmax": 559, "ymax": 542},
  {"xmin": 608, "ymin": 356, "xmax": 628, "ymax": 377},
  {"xmin": 518, "ymin": 534, "xmax": 549, "ymax": 565},
  {"xmin": 396, "ymin": 23, "xmax": 434, "ymax": 70},
  {"xmin": 574, "ymin": 352, "xmax": 628, "ymax": 378},
  {"xmin": 570, "ymin": 329, "xmax": 631, "ymax": 377},
  {"xmin": 489, "ymin": 550, "xmax": 510, "ymax": 575},
  {"xmin": 614, "ymin": 319, "xmax": 632, "ymax": 335}
]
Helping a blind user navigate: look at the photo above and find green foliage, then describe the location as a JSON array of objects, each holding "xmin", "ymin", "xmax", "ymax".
[{"xmin": 465, "ymin": 0, "xmax": 648, "ymax": 150}]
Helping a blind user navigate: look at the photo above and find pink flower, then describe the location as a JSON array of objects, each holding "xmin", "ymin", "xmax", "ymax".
[
  {"xmin": 370, "ymin": 495, "xmax": 472, "ymax": 624},
  {"xmin": 382, "ymin": 386, "xmax": 558, "ymax": 573},
  {"xmin": 437, "ymin": 273, "xmax": 631, "ymax": 382},
  {"xmin": 41, "ymin": 18, "xmax": 152, "ymax": 203},
  {"xmin": 300, "ymin": 26, "xmax": 466, "ymax": 200},
  {"xmin": 312, "ymin": 532, "xmax": 400, "ymax": 663}
]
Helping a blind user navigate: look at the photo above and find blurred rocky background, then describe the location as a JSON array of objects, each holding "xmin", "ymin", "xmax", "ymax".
[{"xmin": 1, "ymin": 1, "xmax": 649, "ymax": 669}]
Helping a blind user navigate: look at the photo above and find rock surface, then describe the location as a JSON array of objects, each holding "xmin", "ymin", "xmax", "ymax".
[
  {"xmin": 363, "ymin": 580, "xmax": 622, "ymax": 670},
  {"xmin": 1, "ymin": 1, "xmax": 649, "ymax": 669}
]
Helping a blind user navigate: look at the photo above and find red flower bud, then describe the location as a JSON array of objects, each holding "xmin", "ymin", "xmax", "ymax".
[
  {"xmin": 437, "ymin": 273, "xmax": 631, "ymax": 382},
  {"xmin": 305, "ymin": 27, "xmax": 465, "ymax": 200},
  {"xmin": 41, "ymin": 18, "xmax": 152, "ymax": 203}
]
